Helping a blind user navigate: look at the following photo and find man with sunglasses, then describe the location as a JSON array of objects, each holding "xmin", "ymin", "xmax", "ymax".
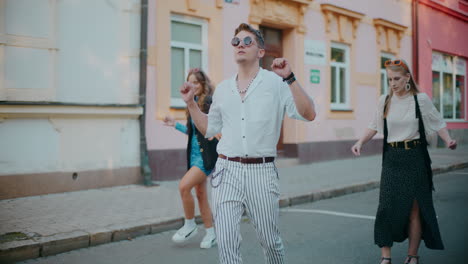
[{"xmin": 180, "ymin": 23, "xmax": 316, "ymax": 264}]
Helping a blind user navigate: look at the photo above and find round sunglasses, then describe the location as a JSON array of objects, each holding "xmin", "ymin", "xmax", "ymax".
[{"xmin": 231, "ymin": 36, "xmax": 254, "ymax": 47}]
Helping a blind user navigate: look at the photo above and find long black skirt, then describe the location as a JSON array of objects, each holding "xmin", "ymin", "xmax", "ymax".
[{"xmin": 374, "ymin": 145, "xmax": 444, "ymax": 250}]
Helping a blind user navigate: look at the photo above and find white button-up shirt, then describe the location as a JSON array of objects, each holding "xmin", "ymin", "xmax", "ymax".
[{"xmin": 206, "ymin": 68, "xmax": 309, "ymax": 158}]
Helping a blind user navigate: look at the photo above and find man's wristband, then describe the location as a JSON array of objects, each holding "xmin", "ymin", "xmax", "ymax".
[{"xmin": 283, "ymin": 72, "xmax": 296, "ymax": 85}]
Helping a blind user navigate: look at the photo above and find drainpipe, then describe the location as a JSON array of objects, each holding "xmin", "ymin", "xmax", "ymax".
[
  {"xmin": 139, "ymin": 0, "xmax": 153, "ymax": 186},
  {"xmin": 412, "ymin": 0, "xmax": 419, "ymax": 82}
]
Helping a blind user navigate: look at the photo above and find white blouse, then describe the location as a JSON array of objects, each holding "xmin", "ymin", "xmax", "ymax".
[{"xmin": 368, "ymin": 93, "xmax": 446, "ymax": 143}]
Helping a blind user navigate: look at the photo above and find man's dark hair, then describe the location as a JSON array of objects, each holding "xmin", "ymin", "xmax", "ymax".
[{"xmin": 234, "ymin": 23, "xmax": 265, "ymax": 49}]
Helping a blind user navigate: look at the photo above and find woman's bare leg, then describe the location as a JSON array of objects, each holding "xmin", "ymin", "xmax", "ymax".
[
  {"xmin": 179, "ymin": 167, "xmax": 209, "ymax": 220},
  {"xmin": 381, "ymin": 246, "xmax": 391, "ymax": 263},
  {"xmin": 195, "ymin": 179, "xmax": 213, "ymax": 228},
  {"xmin": 406, "ymin": 200, "xmax": 422, "ymax": 263}
]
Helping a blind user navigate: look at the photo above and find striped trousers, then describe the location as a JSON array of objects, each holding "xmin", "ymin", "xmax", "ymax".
[{"xmin": 211, "ymin": 158, "xmax": 285, "ymax": 264}]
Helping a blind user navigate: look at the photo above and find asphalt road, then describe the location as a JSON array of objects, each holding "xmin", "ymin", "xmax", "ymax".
[{"xmin": 20, "ymin": 168, "xmax": 468, "ymax": 264}]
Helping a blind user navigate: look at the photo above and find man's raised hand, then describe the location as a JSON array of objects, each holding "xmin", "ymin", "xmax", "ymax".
[{"xmin": 271, "ymin": 58, "xmax": 292, "ymax": 79}]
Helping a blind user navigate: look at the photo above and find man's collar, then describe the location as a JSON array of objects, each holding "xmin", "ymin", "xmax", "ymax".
[{"xmin": 229, "ymin": 68, "xmax": 265, "ymax": 97}]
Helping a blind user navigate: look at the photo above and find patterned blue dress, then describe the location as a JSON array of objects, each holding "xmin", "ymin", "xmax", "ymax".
[{"xmin": 175, "ymin": 121, "xmax": 213, "ymax": 176}]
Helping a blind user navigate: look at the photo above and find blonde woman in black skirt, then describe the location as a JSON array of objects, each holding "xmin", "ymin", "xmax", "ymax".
[{"xmin": 351, "ymin": 59, "xmax": 457, "ymax": 264}]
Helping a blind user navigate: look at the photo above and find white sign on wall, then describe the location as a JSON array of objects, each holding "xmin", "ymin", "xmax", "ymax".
[
  {"xmin": 432, "ymin": 52, "xmax": 443, "ymax": 71},
  {"xmin": 304, "ymin": 40, "xmax": 326, "ymax": 66},
  {"xmin": 433, "ymin": 51, "xmax": 466, "ymax": 75},
  {"xmin": 455, "ymin": 57, "xmax": 466, "ymax": 75}
]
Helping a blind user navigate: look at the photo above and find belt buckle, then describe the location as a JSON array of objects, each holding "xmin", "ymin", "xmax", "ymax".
[{"xmin": 404, "ymin": 140, "xmax": 411, "ymax": 150}]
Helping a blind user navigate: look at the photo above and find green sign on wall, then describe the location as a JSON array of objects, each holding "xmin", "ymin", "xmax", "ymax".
[{"xmin": 310, "ymin": 69, "xmax": 320, "ymax": 84}]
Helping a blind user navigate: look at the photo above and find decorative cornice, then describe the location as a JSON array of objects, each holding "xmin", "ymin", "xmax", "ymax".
[
  {"xmin": 373, "ymin": 19, "xmax": 408, "ymax": 32},
  {"xmin": 288, "ymin": 0, "xmax": 313, "ymax": 4},
  {"xmin": 373, "ymin": 18, "xmax": 407, "ymax": 53},
  {"xmin": 320, "ymin": 4, "xmax": 364, "ymax": 42},
  {"xmin": 320, "ymin": 4, "xmax": 365, "ymax": 20},
  {"xmin": 186, "ymin": 0, "xmax": 199, "ymax": 12},
  {"xmin": 249, "ymin": 0, "xmax": 313, "ymax": 34}
]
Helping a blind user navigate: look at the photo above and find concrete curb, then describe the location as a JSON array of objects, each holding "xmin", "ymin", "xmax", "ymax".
[
  {"xmin": 1, "ymin": 161, "xmax": 467, "ymax": 263},
  {"xmin": 279, "ymin": 180, "xmax": 381, "ymax": 208}
]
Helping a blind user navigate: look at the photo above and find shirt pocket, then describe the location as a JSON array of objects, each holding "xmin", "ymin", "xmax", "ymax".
[{"xmin": 248, "ymin": 90, "xmax": 278, "ymax": 122}]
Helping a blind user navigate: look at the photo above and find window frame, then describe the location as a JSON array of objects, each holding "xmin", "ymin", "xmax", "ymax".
[
  {"xmin": 330, "ymin": 42, "xmax": 351, "ymax": 111},
  {"xmin": 380, "ymin": 52, "xmax": 395, "ymax": 96},
  {"xmin": 432, "ymin": 51, "xmax": 467, "ymax": 122},
  {"xmin": 170, "ymin": 14, "xmax": 208, "ymax": 108}
]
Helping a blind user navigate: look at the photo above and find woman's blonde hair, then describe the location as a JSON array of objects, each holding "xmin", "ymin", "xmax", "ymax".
[
  {"xmin": 383, "ymin": 59, "xmax": 420, "ymax": 118},
  {"xmin": 186, "ymin": 68, "xmax": 214, "ymax": 118}
]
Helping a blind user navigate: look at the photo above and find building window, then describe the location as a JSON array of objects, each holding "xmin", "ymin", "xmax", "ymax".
[
  {"xmin": 380, "ymin": 52, "xmax": 395, "ymax": 95},
  {"xmin": 432, "ymin": 52, "xmax": 466, "ymax": 120},
  {"xmin": 330, "ymin": 42, "xmax": 350, "ymax": 110},
  {"xmin": 170, "ymin": 15, "xmax": 207, "ymax": 108}
]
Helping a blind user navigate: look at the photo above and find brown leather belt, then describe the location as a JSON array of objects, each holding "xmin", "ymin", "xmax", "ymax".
[
  {"xmin": 388, "ymin": 139, "xmax": 422, "ymax": 150},
  {"xmin": 218, "ymin": 154, "xmax": 275, "ymax": 164}
]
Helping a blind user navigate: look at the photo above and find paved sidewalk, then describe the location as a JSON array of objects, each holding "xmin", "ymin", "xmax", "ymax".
[{"xmin": 1, "ymin": 145, "xmax": 467, "ymax": 263}]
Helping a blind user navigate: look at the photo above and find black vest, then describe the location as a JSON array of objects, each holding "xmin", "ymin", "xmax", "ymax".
[
  {"xmin": 382, "ymin": 94, "xmax": 434, "ymax": 190},
  {"xmin": 186, "ymin": 96, "xmax": 218, "ymax": 172}
]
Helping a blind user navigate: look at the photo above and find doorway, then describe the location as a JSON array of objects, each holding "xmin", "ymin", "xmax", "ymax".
[{"xmin": 259, "ymin": 26, "xmax": 285, "ymax": 154}]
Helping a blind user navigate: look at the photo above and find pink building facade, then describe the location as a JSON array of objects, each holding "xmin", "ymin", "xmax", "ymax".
[{"xmin": 146, "ymin": 0, "xmax": 415, "ymax": 181}]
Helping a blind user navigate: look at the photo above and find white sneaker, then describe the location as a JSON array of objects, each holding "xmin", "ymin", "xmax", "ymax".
[
  {"xmin": 199, "ymin": 232, "xmax": 216, "ymax": 249},
  {"xmin": 172, "ymin": 225, "xmax": 198, "ymax": 243}
]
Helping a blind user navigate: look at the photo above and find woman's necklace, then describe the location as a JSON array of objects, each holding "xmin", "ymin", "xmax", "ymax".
[{"xmin": 237, "ymin": 70, "xmax": 259, "ymax": 94}]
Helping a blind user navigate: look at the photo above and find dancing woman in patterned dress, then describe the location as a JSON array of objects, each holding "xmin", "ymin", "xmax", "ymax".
[{"xmin": 164, "ymin": 68, "xmax": 219, "ymax": 249}]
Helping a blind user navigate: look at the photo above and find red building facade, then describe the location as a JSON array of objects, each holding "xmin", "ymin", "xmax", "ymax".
[{"xmin": 415, "ymin": 0, "xmax": 468, "ymax": 143}]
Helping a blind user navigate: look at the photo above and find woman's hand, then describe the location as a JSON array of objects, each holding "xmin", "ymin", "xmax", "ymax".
[
  {"xmin": 208, "ymin": 133, "xmax": 222, "ymax": 141},
  {"xmin": 163, "ymin": 115, "xmax": 175, "ymax": 127},
  {"xmin": 350, "ymin": 129, "xmax": 377, "ymax": 156},
  {"xmin": 351, "ymin": 142, "xmax": 362, "ymax": 156},
  {"xmin": 437, "ymin": 128, "xmax": 457, "ymax": 150},
  {"xmin": 446, "ymin": 139, "xmax": 457, "ymax": 150}
]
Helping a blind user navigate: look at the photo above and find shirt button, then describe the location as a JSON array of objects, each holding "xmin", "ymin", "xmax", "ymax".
[
  {"xmin": 243, "ymin": 136, "xmax": 245, "ymax": 138},
  {"xmin": 246, "ymin": 154, "xmax": 248, "ymax": 157},
  {"xmin": 200, "ymin": 148, "xmax": 204, "ymax": 152},
  {"xmin": 242, "ymin": 118, "xmax": 244, "ymax": 120},
  {"xmin": 242, "ymin": 100, "xmax": 244, "ymax": 103}
]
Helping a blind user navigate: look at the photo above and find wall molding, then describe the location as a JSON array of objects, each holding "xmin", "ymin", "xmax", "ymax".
[
  {"xmin": 420, "ymin": 0, "xmax": 468, "ymax": 22},
  {"xmin": 0, "ymin": 104, "xmax": 143, "ymax": 118},
  {"xmin": 0, "ymin": 166, "xmax": 141, "ymax": 200}
]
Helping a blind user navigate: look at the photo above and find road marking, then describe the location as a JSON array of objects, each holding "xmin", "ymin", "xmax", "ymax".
[{"xmin": 281, "ymin": 208, "xmax": 376, "ymax": 220}]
